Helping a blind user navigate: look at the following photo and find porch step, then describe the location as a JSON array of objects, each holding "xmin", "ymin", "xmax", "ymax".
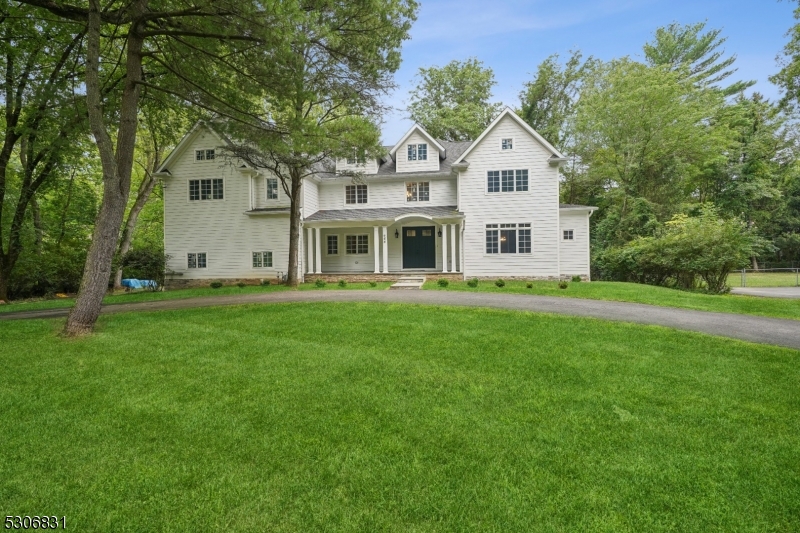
[{"xmin": 390, "ymin": 275, "xmax": 426, "ymax": 290}]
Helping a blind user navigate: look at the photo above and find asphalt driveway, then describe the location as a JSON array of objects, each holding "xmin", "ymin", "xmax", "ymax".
[
  {"xmin": 731, "ymin": 287, "xmax": 800, "ymax": 299},
  {"xmin": 2, "ymin": 290, "xmax": 799, "ymax": 351}
]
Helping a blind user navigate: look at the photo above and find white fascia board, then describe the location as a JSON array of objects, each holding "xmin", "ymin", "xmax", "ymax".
[
  {"xmin": 388, "ymin": 124, "xmax": 446, "ymax": 157},
  {"xmin": 454, "ymin": 108, "xmax": 566, "ymax": 164},
  {"xmin": 157, "ymin": 121, "xmax": 246, "ymax": 173}
]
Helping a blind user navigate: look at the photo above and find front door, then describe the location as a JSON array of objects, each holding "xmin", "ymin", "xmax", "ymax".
[{"xmin": 402, "ymin": 226, "xmax": 436, "ymax": 269}]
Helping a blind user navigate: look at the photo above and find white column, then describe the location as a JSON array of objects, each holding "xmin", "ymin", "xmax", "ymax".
[
  {"xmin": 450, "ymin": 224, "xmax": 458, "ymax": 272},
  {"xmin": 381, "ymin": 226, "xmax": 389, "ymax": 273},
  {"xmin": 315, "ymin": 227, "xmax": 322, "ymax": 274},
  {"xmin": 306, "ymin": 227, "xmax": 313, "ymax": 273},
  {"xmin": 373, "ymin": 226, "xmax": 380, "ymax": 273},
  {"xmin": 441, "ymin": 223, "xmax": 449, "ymax": 273}
]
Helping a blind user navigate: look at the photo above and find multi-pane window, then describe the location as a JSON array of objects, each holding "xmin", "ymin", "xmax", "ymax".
[
  {"xmin": 187, "ymin": 252, "xmax": 207, "ymax": 268},
  {"xmin": 252, "ymin": 251, "xmax": 273, "ymax": 268},
  {"xmin": 345, "ymin": 184, "xmax": 368, "ymax": 204},
  {"xmin": 501, "ymin": 138, "xmax": 513, "ymax": 150},
  {"xmin": 327, "ymin": 235, "xmax": 338, "ymax": 255},
  {"xmin": 486, "ymin": 224, "xmax": 531, "ymax": 254},
  {"xmin": 406, "ymin": 182, "xmax": 430, "ymax": 202},
  {"xmin": 407, "ymin": 143, "xmax": 428, "ymax": 161},
  {"xmin": 346, "ymin": 149, "xmax": 365, "ymax": 165},
  {"xmin": 346, "ymin": 234, "xmax": 369, "ymax": 255},
  {"xmin": 195, "ymin": 149, "xmax": 215, "ymax": 161},
  {"xmin": 189, "ymin": 179, "xmax": 223, "ymax": 200},
  {"xmin": 266, "ymin": 178, "xmax": 278, "ymax": 200},
  {"xmin": 487, "ymin": 169, "xmax": 528, "ymax": 193},
  {"xmin": 563, "ymin": 230, "xmax": 574, "ymax": 240}
]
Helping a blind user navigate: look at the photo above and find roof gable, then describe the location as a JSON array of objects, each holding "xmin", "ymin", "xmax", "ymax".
[
  {"xmin": 156, "ymin": 121, "xmax": 242, "ymax": 174},
  {"xmin": 453, "ymin": 108, "xmax": 565, "ymax": 164},
  {"xmin": 388, "ymin": 123, "xmax": 447, "ymax": 158}
]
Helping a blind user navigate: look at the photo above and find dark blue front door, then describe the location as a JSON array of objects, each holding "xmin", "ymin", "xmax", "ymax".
[{"xmin": 402, "ymin": 226, "xmax": 436, "ymax": 269}]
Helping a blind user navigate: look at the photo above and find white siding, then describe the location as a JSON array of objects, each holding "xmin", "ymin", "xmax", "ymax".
[
  {"xmin": 251, "ymin": 173, "xmax": 291, "ymax": 210},
  {"xmin": 335, "ymin": 157, "xmax": 380, "ymax": 175},
  {"xmin": 303, "ymin": 179, "xmax": 319, "ymax": 215},
  {"xmin": 164, "ymin": 127, "xmax": 290, "ymax": 279},
  {"xmin": 559, "ymin": 211, "xmax": 591, "ymax": 277},
  {"xmin": 395, "ymin": 131, "xmax": 440, "ymax": 173},
  {"xmin": 458, "ymin": 114, "xmax": 560, "ymax": 278},
  {"xmin": 318, "ymin": 177, "xmax": 457, "ymax": 210}
]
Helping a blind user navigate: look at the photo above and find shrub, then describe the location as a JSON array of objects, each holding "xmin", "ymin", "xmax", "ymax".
[
  {"xmin": 369, "ymin": 281, "xmax": 377, "ymax": 287},
  {"xmin": 210, "ymin": 281, "xmax": 223, "ymax": 289},
  {"xmin": 260, "ymin": 279, "xmax": 271, "ymax": 286},
  {"xmin": 338, "ymin": 279, "xmax": 347, "ymax": 288},
  {"xmin": 236, "ymin": 282, "xmax": 246, "ymax": 288},
  {"xmin": 315, "ymin": 279, "xmax": 326, "ymax": 288},
  {"xmin": 558, "ymin": 281, "xmax": 568, "ymax": 289},
  {"xmin": 437, "ymin": 278, "xmax": 449, "ymax": 287},
  {"xmin": 467, "ymin": 278, "xmax": 479, "ymax": 288},
  {"xmin": 120, "ymin": 248, "xmax": 170, "ymax": 291},
  {"xmin": 526, "ymin": 282, "xmax": 533, "ymax": 289},
  {"xmin": 495, "ymin": 279, "xmax": 505, "ymax": 288},
  {"xmin": 571, "ymin": 275, "xmax": 582, "ymax": 282}
]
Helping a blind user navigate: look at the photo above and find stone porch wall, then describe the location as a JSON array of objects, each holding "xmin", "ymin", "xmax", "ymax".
[{"xmin": 164, "ymin": 272, "xmax": 467, "ymax": 289}]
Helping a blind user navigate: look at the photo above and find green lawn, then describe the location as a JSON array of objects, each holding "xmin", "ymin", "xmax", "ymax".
[
  {"xmin": 425, "ymin": 280, "xmax": 800, "ymax": 320},
  {"xmin": 1, "ymin": 303, "xmax": 798, "ymax": 531},
  {"xmin": 728, "ymin": 271, "xmax": 800, "ymax": 288},
  {"xmin": 0, "ymin": 281, "xmax": 392, "ymax": 314}
]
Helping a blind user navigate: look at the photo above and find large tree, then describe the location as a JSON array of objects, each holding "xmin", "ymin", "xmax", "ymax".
[
  {"xmin": 407, "ymin": 58, "xmax": 502, "ymax": 141},
  {"xmin": 223, "ymin": 0, "xmax": 416, "ymax": 287},
  {"xmin": 15, "ymin": 0, "xmax": 292, "ymax": 334}
]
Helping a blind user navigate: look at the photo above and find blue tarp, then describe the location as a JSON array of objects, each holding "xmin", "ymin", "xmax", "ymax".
[{"xmin": 121, "ymin": 279, "xmax": 158, "ymax": 289}]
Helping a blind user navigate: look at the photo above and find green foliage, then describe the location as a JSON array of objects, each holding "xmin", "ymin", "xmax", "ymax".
[
  {"xmin": 526, "ymin": 282, "xmax": 533, "ymax": 289},
  {"xmin": 369, "ymin": 281, "xmax": 378, "ymax": 287},
  {"xmin": 495, "ymin": 279, "xmax": 505, "ymax": 288},
  {"xmin": 236, "ymin": 282, "xmax": 246, "ymax": 288},
  {"xmin": 120, "ymin": 249, "xmax": 169, "ymax": 291},
  {"xmin": 597, "ymin": 206, "xmax": 762, "ymax": 293},
  {"xmin": 571, "ymin": 276, "xmax": 583, "ymax": 283},
  {"xmin": 261, "ymin": 280, "xmax": 271, "ymax": 287},
  {"xmin": 210, "ymin": 282, "xmax": 223, "ymax": 289},
  {"xmin": 467, "ymin": 278, "xmax": 479, "ymax": 288},
  {"xmin": 558, "ymin": 281, "xmax": 569, "ymax": 289},
  {"xmin": 315, "ymin": 279, "xmax": 326, "ymax": 288},
  {"xmin": 437, "ymin": 279, "xmax": 449, "ymax": 287},
  {"xmin": 407, "ymin": 58, "xmax": 503, "ymax": 141},
  {"xmin": 644, "ymin": 21, "xmax": 754, "ymax": 95},
  {"xmin": 338, "ymin": 279, "xmax": 347, "ymax": 288}
]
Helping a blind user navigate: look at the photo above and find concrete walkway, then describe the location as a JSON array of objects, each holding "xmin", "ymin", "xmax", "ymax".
[
  {"xmin": 2, "ymin": 290, "xmax": 799, "ymax": 351},
  {"xmin": 731, "ymin": 287, "xmax": 800, "ymax": 299}
]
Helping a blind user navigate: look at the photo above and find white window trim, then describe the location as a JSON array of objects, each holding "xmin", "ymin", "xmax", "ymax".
[
  {"xmin": 187, "ymin": 178, "xmax": 225, "ymax": 203},
  {"xmin": 483, "ymin": 222, "xmax": 533, "ymax": 256},
  {"xmin": 344, "ymin": 184, "xmax": 368, "ymax": 205},
  {"xmin": 265, "ymin": 177, "xmax": 279, "ymax": 201},
  {"xmin": 405, "ymin": 181, "xmax": 431, "ymax": 202},
  {"xmin": 194, "ymin": 148, "xmax": 216, "ymax": 162},
  {"xmin": 500, "ymin": 137, "xmax": 515, "ymax": 151},
  {"xmin": 417, "ymin": 143, "xmax": 428, "ymax": 161},
  {"xmin": 187, "ymin": 251, "xmax": 208, "ymax": 269},
  {"xmin": 344, "ymin": 233, "xmax": 370, "ymax": 255},
  {"xmin": 485, "ymin": 169, "xmax": 530, "ymax": 195},
  {"xmin": 326, "ymin": 234, "xmax": 340, "ymax": 256},
  {"xmin": 563, "ymin": 229, "xmax": 575, "ymax": 241},
  {"xmin": 251, "ymin": 250, "xmax": 274, "ymax": 269}
]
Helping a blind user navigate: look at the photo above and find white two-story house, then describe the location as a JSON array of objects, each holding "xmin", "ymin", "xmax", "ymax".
[{"xmin": 156, "ymin": 108, "xmax": 596, "ymax": 286}]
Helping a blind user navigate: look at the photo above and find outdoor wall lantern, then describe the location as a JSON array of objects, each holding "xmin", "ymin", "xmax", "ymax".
[
  {"xmin": 395, "ymin": 229, "xmax": 399, "ymax": 238},
  {"xmin": 437, "ymin": 229, "xmax": 442, "ymax": 237}
]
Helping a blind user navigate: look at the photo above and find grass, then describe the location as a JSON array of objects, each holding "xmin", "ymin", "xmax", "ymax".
[
  {"xmin": 425, "ymin": 280, "xmax": 800, "ymax": 321},
  {"xmin": 0, "ymin": 281, "xmax": 392, "ymax": 314},
  {"xmin": 727, "ymin": 271, "xmax": 800, "ymax": 288},
  {"xmin": 1, "ymin": 303, "xmax": 799, "ymax": 531}
]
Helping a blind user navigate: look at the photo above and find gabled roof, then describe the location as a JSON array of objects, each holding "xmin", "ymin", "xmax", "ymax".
[
  {"xmin": 156, "ymin": 120, "xmax": 248, "ymax": 174},
  {"xmin": 388, "ymin": 123, "xmax": 447, "ymax": 158},
  {"xmin": 453, "ymin": 107, "xmax": 565, "ymax": 164}
]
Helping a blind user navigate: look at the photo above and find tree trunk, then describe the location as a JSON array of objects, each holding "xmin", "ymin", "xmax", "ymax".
[
  {"xmin": 0, "ymin": 261, "xmax": 10, "ymax": 301},
  {"xmin": 286, "ymin": 167, "xmax": 302, "ymax": 287},
  {"xmin": 114, "ymin": 169, "xmax": 158, "ymax": 289},
  {"xmin": 751, "ymin": 256, "xmax": 759, "ymax": 271},
  {"xmin": 31, "ymin": 194, "xmax": 43, "ymax": 254},
  {"xmin": 64, "ymin": 0, "xmax": 145, "ymax": 336}
]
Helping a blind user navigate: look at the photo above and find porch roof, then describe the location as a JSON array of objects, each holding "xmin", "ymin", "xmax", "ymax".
[{"xmin": 305, "ymin": 205, "xmax": 463, "ymax": 223}]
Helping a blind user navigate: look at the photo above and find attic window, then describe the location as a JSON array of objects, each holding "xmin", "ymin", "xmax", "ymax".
[
  {"xmin": 407, "ymin": 143, "xmax": 427, "ymax": 161},
  {"xmin": 501, "ymin": 138, "xmax": 513, "ymax": 150},
  {"xmin": 196, "ymin": 149, "xmax": 215, "ymax": 161},
  {"xmin": 346, "ymin": 148, "xmax": 365, "ymax": 165}
]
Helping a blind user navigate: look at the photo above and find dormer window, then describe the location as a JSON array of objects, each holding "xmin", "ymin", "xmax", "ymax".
[
  {"xmin": 501, "ymin": 138, "xmax": 513, "ymax": 150},
  {"xmin": 407, "ymin": 143, "xmax": 427, "ymax": 161},
  {"xmin": 196, "ymin": 149, "xmax": 215, "ymax": 161},
  {"xmin": 346, "ymin": 148, "xmax": 365, "ymax": 165}
]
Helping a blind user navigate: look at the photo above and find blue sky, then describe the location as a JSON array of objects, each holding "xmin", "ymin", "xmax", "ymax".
[{"xmin": 380, "ymin": 0, "xmax": 797, "ymax": 143}]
